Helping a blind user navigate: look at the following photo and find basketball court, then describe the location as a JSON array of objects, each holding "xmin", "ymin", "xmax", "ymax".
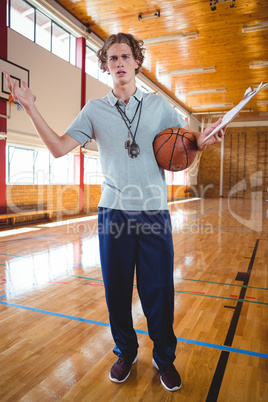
[{"xmin": 0, "ymin": 198, "xmax": 267, "ymax": 400}]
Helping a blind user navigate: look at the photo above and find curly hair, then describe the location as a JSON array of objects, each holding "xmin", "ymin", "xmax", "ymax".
[{"xmin": 97, "ymin": 32, "xmax": 145, "ymax": 75}]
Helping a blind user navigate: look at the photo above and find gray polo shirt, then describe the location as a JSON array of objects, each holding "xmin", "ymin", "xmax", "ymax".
[{"xmin": 66, "ymin": 88, "xmax": 187, "ymax": 211}]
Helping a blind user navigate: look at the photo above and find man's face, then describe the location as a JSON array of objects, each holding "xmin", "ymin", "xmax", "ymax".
[{"xmin": 105, "ymin": 43, "xmax": 139, "ymax": 87}]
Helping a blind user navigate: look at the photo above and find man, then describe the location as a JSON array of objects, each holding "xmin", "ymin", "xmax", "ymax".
[{"xmin": 4, "ymin": 32, "xmax": 225, "ymax": 392}]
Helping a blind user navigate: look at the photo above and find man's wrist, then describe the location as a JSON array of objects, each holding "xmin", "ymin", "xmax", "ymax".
[{"xmin": 25, "ymin": 102, "xmax": 37, "ymax": 117}]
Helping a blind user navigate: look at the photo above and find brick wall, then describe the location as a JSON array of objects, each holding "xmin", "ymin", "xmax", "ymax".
[
  {"xmin": 6, "ymin": 184, "xmax": 80, "ymax": 213},
  {"xmin": 84, "ymin": 184, "xmax": 101, "ymax": 212},
  {"xmin": 6, "ymin": 184, "xmax": 81, "ymax": 223},
  {"xmin": 4, "ymin": 182, "xmax": 190, "ymax": 224}
]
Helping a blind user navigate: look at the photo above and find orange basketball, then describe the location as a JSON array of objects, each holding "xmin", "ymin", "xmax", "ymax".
[{"xmin": 153, "ymin": 127, "xmax": 197, "ymax": 171}]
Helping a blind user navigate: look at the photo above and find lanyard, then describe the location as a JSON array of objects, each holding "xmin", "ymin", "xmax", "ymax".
[{"xmin": 115, "ymin": 99, "xmax": 143, "ymax": 158}]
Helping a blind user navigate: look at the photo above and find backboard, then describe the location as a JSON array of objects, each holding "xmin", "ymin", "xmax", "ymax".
[{"xmin": 0, "ymin": 58, "xmax": 29, "ymax": 101}]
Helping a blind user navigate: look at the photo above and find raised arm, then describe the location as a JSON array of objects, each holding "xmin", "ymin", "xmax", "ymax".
[
  {"xmin": 184, "ymin": 118, "xmax": 227, "ymax": 152},
  {"xmin": 4, "ymin": 72, "xmax": 80, "ymax": 158}
]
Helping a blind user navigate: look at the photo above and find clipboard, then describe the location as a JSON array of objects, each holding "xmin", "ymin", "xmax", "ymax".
[{"xmin": 201, "ymin": 82, "xmax": 268, "ymax": 144}]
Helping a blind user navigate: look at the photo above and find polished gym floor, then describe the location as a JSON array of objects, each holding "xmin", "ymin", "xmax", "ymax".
[{"xmin": 0, "ymin": 198, "xmax": 267, "ymax": 401}]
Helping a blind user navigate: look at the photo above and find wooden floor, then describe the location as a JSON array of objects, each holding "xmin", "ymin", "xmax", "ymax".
[{"xmin": 0, "ymin": 198, "xmax": 267, "ymax": 401}]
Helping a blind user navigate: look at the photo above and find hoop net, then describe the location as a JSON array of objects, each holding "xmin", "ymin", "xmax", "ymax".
[{"xmin": 8, "ymin": 94, "xmax": 23, "ymax": 111}]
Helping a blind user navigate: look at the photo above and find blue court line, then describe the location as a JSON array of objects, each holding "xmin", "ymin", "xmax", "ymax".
[
  {"xmin": 174, "ymin": 337, "xmax": 268, "ymax": 359},
  {"xmin": 207, "ymin": 226, "xmax": 268, "ymax": 233},
  {"xmin": 0, "ymin": 300, "xmax": 109, "ymax": 327},
  {"xmin": 0, "ymin": 294, "xmax": 6, "ymax": 299},
  {"xmin": 0, "ymin": 263, "xmax": 6, "ymax": 266},
  {"xmin": 1, "ymin": 300, "xmax": 267, "ymax": 360},
  {"xmin": 185, "ymin": 202, "xmax": 229, "ymax": 222}
]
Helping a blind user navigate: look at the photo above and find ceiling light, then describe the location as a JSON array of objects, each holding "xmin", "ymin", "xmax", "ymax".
[
  {"xmin": 192, "ymin": 112, "xmax": 226, "ymax": 117},
  {"xmin": 161, "ymin": 66, "xmax": 216, "ymax": 75},
  {"xmin": 210, "ymin": 0, "xmax": 236, "ymax": 11},
  {"xmin": 192, "ymin": 103, "xmax": 234, "ymax": 109},
  {"xmin": 242, "ymin": 21, "xmax": 268, "ymax": 33},
  {"xmin": 257, "ymin": 101, "xmax": 268, "ymax": 105},
  {"xmin": 138, "ymin": 11, "xmax": 160, "ymax": 21},
  {"xmin": 250, "ymin": 61, "xmax": 268, "ymax": 68},
  {"xmin": 143, "ymin": 32, "xmax": 198, "ymax": 45},
  {"xmin": 177, "ymin": 88, "xmax": 226, "ymax": 95}
]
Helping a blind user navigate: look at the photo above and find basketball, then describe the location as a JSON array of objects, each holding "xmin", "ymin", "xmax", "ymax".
[{"xmin": 153, "ymin": 127, "xmax": 198, "ymax": 171}]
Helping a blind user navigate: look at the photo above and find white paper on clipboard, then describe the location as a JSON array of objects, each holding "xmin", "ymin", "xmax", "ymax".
[{"xmin": 201, "ymin": 82, "xmax": 268, "ymax": 144}]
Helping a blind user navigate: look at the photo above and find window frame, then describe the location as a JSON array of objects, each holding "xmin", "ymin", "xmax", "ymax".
[{"xmin": 7, "ymin": 0, "xmax": 77, "ymax": 65}]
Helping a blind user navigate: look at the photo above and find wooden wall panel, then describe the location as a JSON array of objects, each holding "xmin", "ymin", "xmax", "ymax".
[
  {"xmin": 198, "ymin": 127, "xmax": 268, "ymax": 200},
  {"xmin": 197, "ymin": 141, "xmax": 222, "ymax": 198}
]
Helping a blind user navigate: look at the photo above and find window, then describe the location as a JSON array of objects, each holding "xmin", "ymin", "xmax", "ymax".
[
  {"xmin": 8, "ymin": 146, "xmax": 35, "ymax": 184},
  {"xmin": 10, "ymin": 0, "xmax": 34, "ymax": 41},
  {"xmin": 6, "ymin": 145, "xmax": 75, "ymax": 185},
  {"xmin": 85, "ymin": 46, "xmax": 112, "ymax": 87},
  {"xmin": 8, "ymin": 0, "xmax": 77, "ymax": 64},
  {"xmin": 49, "ymin": 154, "xmax": 74, "ymax": 184},
  {"xmin": 70, "ymin": 34, "xmax": 76, "ymax": 66},
  {"xmin": 52, "ymin": 22, "xmax": 70, "ymax": 62},
  {"xmin": 165, "ymin": 170, "xmax": 188, "ymax": 185},
  {"xmin": 84, "ymin": 156, "xmax": 103, "ymax": 184},
  {"xmin": 36, "ymin": 9, "xmax": 51, "ymax": 51},
  {"xmin": 34, "ymin": 149, "xmax": 50, "ymax": 184},
  {"xmin": 86, "ymin": 46, "xmax": 99, "ymax": 79}
]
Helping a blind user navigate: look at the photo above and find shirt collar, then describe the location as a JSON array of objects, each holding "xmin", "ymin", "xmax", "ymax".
[{"xmin": 107, "ymin": 87, "xmax": 143, "ymax": 106}]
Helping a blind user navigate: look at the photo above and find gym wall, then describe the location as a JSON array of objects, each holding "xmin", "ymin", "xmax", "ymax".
[{"xmin": 198, "ymin": 127, "xmax": 268, "ymax": 200}]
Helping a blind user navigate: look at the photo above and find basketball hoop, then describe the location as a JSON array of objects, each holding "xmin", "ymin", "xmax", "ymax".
[
  {"xmin": 8, "ymin": 93, "xmax": 36, "ymax": 111},
  {"xmin": 8, "ymin": 93, "xmax": 23, "ymax": 111}
]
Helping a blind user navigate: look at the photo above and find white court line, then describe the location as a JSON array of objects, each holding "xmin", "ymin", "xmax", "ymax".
[
  {"xmin": 38, "ymin": 215, "xmax": 98, "ymax": 228},
  {"xmin": 0, "ymin": 227, "xmax": 41, "ymax": 238},
  {"xmin": 168, "ymin": 197, "xmax": 201, "ymax": 205}
]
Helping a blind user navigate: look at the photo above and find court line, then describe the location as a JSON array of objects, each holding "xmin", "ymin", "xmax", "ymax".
[
  {"xmin": 0, "ymin": 300, "xmax": 267, "ymax": 360},
  {"xmin": 0, "ymin": 294, "xmax": 6, "ymax": 299},
  {"xmin": 71, "ymin": 275, "xmax": 268, "ymax": 305},
  {"xmin": 72, "ymin": 275, "xmax": 103, "ymax": 282},
  {"xmin": 173, "ymin": 290, "xmax": 268, "ymax": 305},
  {"xmin": 168, "ymin": 198, "xmax": 201, "ymax": 205},
  {"xmin": 174, "ymin": 277, "xmax": 268, "ymax": 291},
  {"xmin": 73, "ymin": 274, "xmax": 268, "ymax": 292},
  {"xmin": 73, "ymin": 265, "xmax": 101, "ymax": 270},
  {"xmin": 0, "ymin": 300, "xmax": 110, "ymax": 327},
  {"xmin": 196, "ymin": 226, "xmax": 268, "ymax": 233},
  {"xmin": 206, "ymin": 238, "xmax": 259, "ymax": 400},
  {"xmin": 185, "ymin": 202, "xmax": 229, "ymax": 222}
]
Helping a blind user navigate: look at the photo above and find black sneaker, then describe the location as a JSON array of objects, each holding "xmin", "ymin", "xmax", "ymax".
[
  {"xmin": 109, "ymin": 354, "xmax": 137, "ymax": 383},
  {"xmin": 153, "ymin": 358, "xmax": 182, "ymax": 392}
]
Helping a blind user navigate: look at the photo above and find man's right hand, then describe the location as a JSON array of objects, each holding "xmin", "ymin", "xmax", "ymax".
[{"xmin": 4, "ymin": 71, "xmax": 35, "ymax": 114}]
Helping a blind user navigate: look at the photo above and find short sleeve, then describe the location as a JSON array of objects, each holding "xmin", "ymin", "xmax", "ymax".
[{"xmin": 65, "ymin": 101, "xmax": 94, "ymax": 146}]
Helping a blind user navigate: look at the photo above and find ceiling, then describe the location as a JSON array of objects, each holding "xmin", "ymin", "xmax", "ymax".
[{"xmin": 55, "ymin": 0, "xmax": 268, "ymax": 122}]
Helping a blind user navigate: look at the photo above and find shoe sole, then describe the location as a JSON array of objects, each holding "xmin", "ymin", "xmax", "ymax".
[
  {"xmin": 152, "ymin": 358, "xmax": 182, "ymax": 392},
  {"xmin": 109, "ymin": 356, "xmax": 138, "ymax": 383}
]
